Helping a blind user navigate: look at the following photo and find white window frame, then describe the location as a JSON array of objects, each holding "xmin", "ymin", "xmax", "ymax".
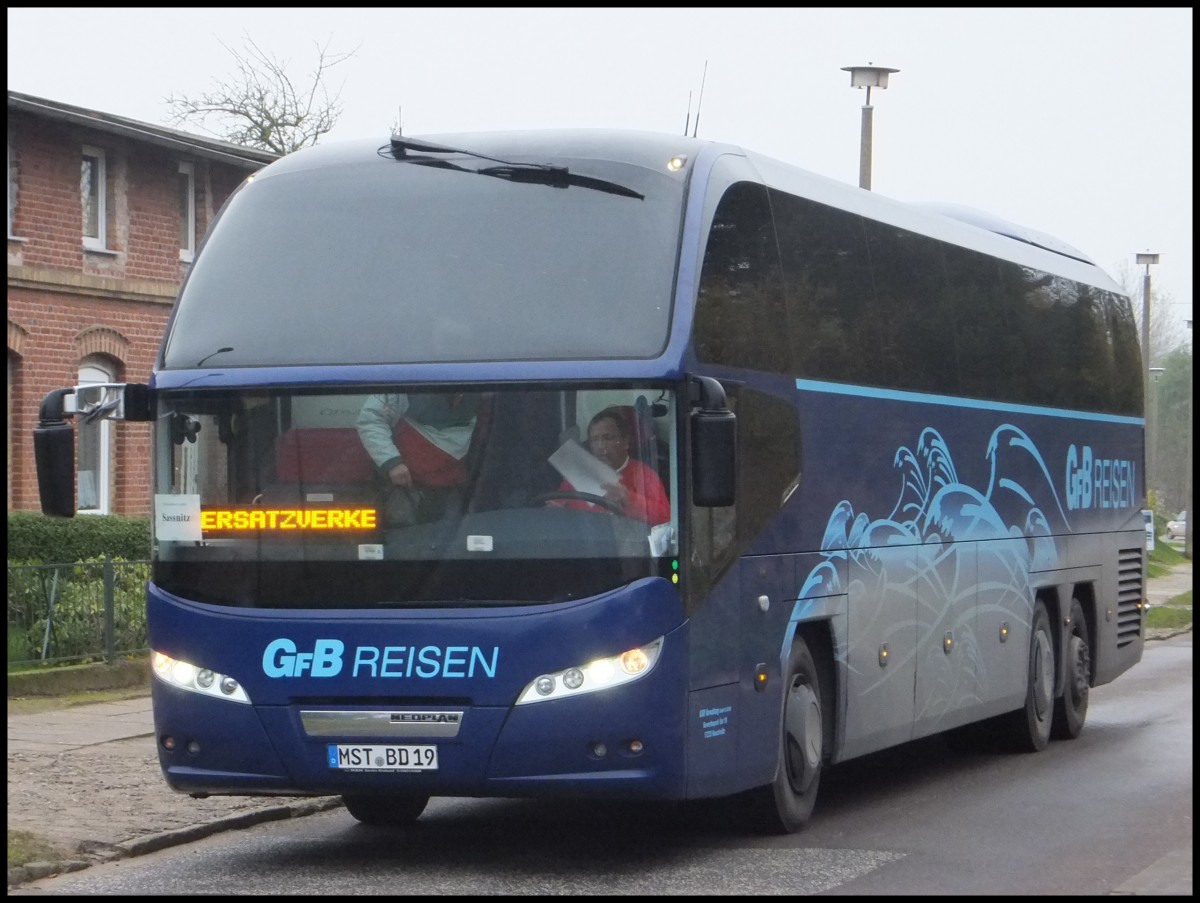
[
  {"xmin": 81, "ymin": 145, "xmax": 107, "ymax": 250},
  {"xmin": 7, "ymin": 137, "xmax": 16, "ymax": 239},
  {"xmin": 77, "ymin": 358, "xmax": 114, "ymax": 514},
  {"xmin": 178, "ymin": 160, "xmax": 196, "ymax": 262}
]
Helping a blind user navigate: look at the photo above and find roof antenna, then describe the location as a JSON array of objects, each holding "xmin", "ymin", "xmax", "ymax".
[
  {"xmin": 684, "ymin": 90, "xmax": 693, "ymax": 137},
  {"xmin": 692, "ymin": 60, "xmax": 708, "ymax": 138},
  {"xmin": 390, "ymin": 106, "xmax": 407, "ymax": 159}
]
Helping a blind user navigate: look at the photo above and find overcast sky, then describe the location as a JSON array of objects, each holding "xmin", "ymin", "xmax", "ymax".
[{"xmin": 8, "ymin": 7, "xmax": 1194, "ymax": 340}]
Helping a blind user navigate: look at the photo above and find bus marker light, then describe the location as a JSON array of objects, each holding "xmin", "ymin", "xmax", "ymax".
[
  {"xmin": 592, "ymin": 743, "xmax": 608, "ymax": 758},
  {"xmin": 999, "ymin": 622, "xmax": 1010, "ymax": 642},
  {"xmin": 943, "ymin": 632, "xmax": 954, "ymax": 654},
  {"xmin": 162, "ymin": 735, "xmax": 176, "ymax": 751},
  {"xmin": 187, "ymin": 740, "xmax": 201, "ymax": 755},
  {"xmin": 754, "ymin": 664, "xmax": 768, "ymax": 691},
  {"xmin": 627, "ymin": 740, "xmax": 644, "ymax": 755},
  {"xmin": 879, "ymin": 644, "xmax": 889, "ymax": 667}
]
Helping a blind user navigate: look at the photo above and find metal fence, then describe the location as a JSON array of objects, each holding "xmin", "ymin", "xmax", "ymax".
[{"xmin": 7, "ymin": 558, "xmax": 151, "ymax": 669}]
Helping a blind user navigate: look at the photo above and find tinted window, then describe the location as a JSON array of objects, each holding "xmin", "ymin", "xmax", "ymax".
[
  {"xmin": 764, "ymin": 188, "xmax": 1140, "ymax": 416},
  {"xmin": 693, "ymin": 181, "xmax": 789, "ymax": 373}
]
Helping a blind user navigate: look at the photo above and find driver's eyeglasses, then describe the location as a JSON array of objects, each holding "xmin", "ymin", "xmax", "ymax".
[{"xmin": 588, "ymin": 433, "xmax": 623, "ymax": 447}]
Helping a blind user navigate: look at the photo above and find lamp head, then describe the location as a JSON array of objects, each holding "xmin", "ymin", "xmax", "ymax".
[{"xmin": 842, "ymin": 64, "xmax": 900, "ymax": 89}]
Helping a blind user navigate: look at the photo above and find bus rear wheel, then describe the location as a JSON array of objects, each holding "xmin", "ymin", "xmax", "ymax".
[
  {"xmin": 1051, "ymin": 598, "xmax": 1090, "ymax": 740},
  {"xmin": 999, "ymin": 599, "xmax": 1055, "ymax": 752},
  {"xmin": 342, "ymin": 793, "xmax": 430, "ymax": 826},
  {"xmin": 742, "ymin": 636, "xmax": 824, "ymax": 834}
]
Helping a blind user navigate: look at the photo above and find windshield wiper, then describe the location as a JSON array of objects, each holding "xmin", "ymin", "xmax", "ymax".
[
  {"xmin": 383, "ymin": 135, "xmax": 643, "ymax": 200},
  {"xmin": 476, "ymin": 165, "xmax": 643, "ymax": 199}
]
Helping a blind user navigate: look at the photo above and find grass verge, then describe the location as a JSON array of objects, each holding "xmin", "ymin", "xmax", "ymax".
[
  {"xmin": 7, "ymin": 828, "xmax": 70, "ymax": 870},
  {"xmin": 7, "ymin": 685, "xmax": 150, "ymax": 717},
  {"xmin": 1146, "ymin": 605, "xmax": 1192, "ymax": 630}
]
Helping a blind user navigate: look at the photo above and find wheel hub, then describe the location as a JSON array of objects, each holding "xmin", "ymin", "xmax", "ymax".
[{"xmin": 783, "ymin": 679, "xmax": 821, "ymax": 795}]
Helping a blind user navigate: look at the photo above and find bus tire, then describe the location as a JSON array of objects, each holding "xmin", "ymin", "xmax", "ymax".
[
  {"xmin": 999, "ymin": 599, "xmax": 1055, "ymax": 752},
  {"xmin": 1051, "ymin": 598, "xmax": 1090, "ymax": 740},
  {"xmin": 342, "ymin": 793, "xmax": 430, "ymax": 826},
  {"xmin": 742, "ymin": 635, "xmax": 824, "ymax": 834}
]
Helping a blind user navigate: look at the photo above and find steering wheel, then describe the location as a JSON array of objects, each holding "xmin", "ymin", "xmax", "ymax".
[{"xmin": 530, "ymin": 490, "xmax": 625, "ymax": 517}]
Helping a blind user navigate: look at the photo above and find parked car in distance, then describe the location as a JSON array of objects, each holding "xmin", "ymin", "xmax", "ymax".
[{"xmin": 1166, "ymin": 512, "xmax": 1187, "ymax": 540}]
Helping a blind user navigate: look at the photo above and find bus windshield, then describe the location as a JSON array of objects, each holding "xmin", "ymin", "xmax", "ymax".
[
  {"xmin": 152, "ymin": 385, "xmax": 679, "ymax": 609},
  {"xmin": 160, "ymin": 148, "xmax": 685, "ymax": 369}
]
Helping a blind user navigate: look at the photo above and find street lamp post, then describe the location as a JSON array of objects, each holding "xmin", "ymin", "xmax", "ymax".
[
  {"xmin": 1136, "ymin": 252, "xmax": 1159, "ymax": 491},
  {"xmin": 1186, "ymin": 319, "xmax": 1193, "ymax": 560},
  {"xmin": 1150, "ymin": 367, "xmax": 1165, "ymax": 497},
  {"xmin": 842, "ymin": 63, "xmax": 899, "ymax": 191}
]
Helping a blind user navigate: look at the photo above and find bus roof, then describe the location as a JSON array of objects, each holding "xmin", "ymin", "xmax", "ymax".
[{"xmin": 263, "ymin": 128, "xmax": 1118, "ymax": 292}]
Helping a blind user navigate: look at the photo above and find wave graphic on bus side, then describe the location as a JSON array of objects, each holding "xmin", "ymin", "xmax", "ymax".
[{"xmin": 799, "ymin": 423, "xmax": 1065, "ymax": 599}]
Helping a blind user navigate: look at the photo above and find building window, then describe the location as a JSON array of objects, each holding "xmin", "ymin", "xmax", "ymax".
[
  {"xmin": 77, "ymin": 357, "xmax": 115, "ymax": 514},
  {"xmin": 178, "ymin": 161, "xmax": 195, "ymax": 261},
  {"xmin": 81, "ymin": 145, "xmax": 107, "ymax": 250}
]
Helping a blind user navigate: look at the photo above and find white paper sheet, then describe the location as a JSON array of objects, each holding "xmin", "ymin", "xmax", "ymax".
[{"xmin": 547, "ymin": 439, "xmax": 619, "ymax": 497}]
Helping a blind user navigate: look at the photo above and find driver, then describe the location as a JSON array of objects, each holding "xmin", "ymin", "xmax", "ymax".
[{"xmin": 554, "ymin": 407, "xmax": 670, "ymax": 525}]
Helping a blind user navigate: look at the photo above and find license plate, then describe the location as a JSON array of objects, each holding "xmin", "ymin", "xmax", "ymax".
[{"xmin": 327, "ymin": 743, "xmax": 438, "ymax": 771}]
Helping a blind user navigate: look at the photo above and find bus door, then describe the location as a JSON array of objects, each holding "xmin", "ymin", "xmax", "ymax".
[{"xmin": 736, "ymin": 554, "xmax": 796, "ymax": 788}]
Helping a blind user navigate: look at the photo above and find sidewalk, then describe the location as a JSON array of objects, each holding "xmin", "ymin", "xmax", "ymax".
[
  {"xmin": 7, "ymin": 561, "xmax": 1192, "ymax": 890},
  {"xmin": 7, "ymin": 695, "xmax": 342, "ymax": 886}
]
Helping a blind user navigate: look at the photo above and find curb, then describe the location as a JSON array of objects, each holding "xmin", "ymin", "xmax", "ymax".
[
  {"xmin": 1146, "ymin": 625, "xmax": 1193, "ymax": 641},
  {"xmin": 7, "ymin": 796, "xmax": 344, "ymax": 888}
]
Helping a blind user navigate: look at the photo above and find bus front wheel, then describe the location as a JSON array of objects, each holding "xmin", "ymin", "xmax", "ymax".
[
  {"xmin": 342, "ymin": 793, "xmax": 430, "ymax": 826},
  {"xmin": 742, "ymin": 636, "xmax": 824, "ymax": 834}
]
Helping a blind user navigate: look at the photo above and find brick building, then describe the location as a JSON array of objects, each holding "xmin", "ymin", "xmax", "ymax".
[{"xmin": 7, "ymin": 91, "xmax": 276, "ymax": 516}]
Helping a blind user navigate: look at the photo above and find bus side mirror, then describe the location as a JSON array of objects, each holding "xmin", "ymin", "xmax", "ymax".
[
  {"xmin": 691, "ymin": 410, "xmax": 736, "ymax": 506},
  {"xmin": 33, "ymin": 388, "xmax": 77, "ymax": 518},
  {"xmin": 690, "ymin": 376, "xmax": 736, "ymax": 507}
]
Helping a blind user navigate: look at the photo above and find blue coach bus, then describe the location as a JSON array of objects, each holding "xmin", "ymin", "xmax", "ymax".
[{"xmin": 34, "ymin": 129, "xmax": 1147, "ymax": 832}]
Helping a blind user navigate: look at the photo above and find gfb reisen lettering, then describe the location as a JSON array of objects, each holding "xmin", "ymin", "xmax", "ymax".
[
  {"xmin": 263, "ymin": 638, "xmax": 499, "ymax": 679},
  {"xmin": 1064, "ymin": 444, "xmax": 1137, "ymax": 511}
]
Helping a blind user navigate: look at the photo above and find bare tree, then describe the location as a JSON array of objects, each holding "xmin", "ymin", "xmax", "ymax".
[
  {"xmin": 1114, "ymin": 261, "xmax": 1187, "ymax": 366},
  {"xmin": 165, "ymin": 36, "xmax": 358, "ymax": 154}
]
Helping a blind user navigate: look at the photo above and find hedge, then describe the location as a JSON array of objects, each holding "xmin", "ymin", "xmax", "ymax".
[{"xmin": 6, "ymin": 511, "xmax": 151, "ymax": 563}]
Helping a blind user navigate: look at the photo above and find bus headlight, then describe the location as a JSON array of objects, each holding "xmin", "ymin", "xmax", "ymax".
[
  {"xmin": 152, "ymin": 649, "xmax": 252, "ymax": 704},
  {"xmin": 515, "ymin": 637, "xmax": 664, "ymax": 705}
]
